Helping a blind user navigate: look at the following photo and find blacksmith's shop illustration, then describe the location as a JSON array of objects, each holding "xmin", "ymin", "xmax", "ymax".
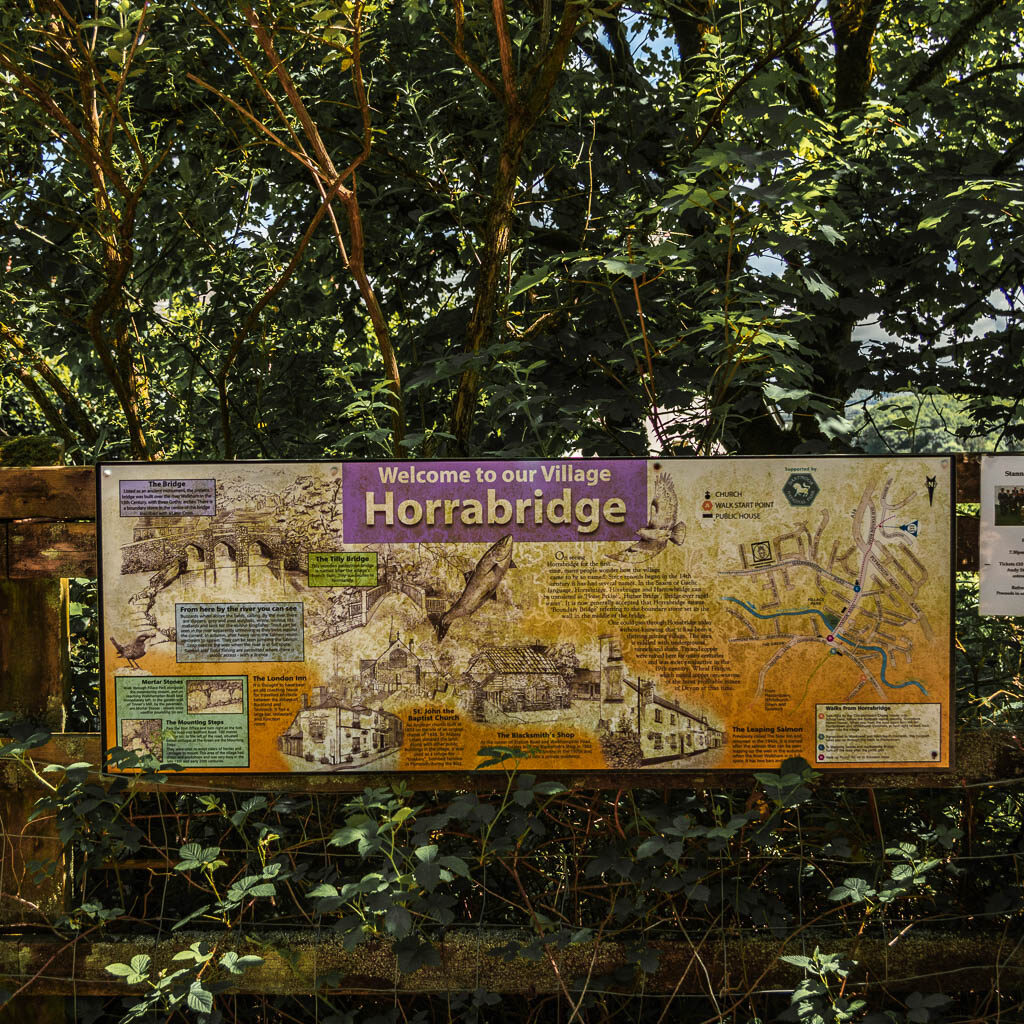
[{"xmin": 467, "ymin": 645, "xmax": 571, "ymax": 716}]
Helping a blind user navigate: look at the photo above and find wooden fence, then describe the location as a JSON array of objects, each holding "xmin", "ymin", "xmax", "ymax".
[{"xmin": 2, "ymin": 456, "xmax": 1023, "ymax": 1020}]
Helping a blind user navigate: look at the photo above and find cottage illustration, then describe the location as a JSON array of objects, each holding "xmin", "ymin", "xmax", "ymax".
[
  {"xmin": 590, "ymin": 636, "xmax": 725, "ymax": 766},
  {"xmin": 359, "ymin": 636, "xmax": 435, "ymax": 697},
  {"xmin": 621, "ymin": 679, "xmax": 724, "ymax": 762},
  {"xmin": 278, "ymin": 686, "xmax": 403, "ymax": 768}
]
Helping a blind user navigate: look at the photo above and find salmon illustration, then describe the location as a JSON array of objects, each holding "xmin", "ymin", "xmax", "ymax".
[{"xmin": 434, "ymin": 534, "xmax": 514, "ymax": 641}]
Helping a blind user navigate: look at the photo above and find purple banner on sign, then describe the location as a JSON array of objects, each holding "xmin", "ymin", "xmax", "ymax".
[
  {"xmin": 119, "ymin": 478, "xmax": 217, "ymax": 517},
  {"xmin": 342, "ymin": 460, "xmax": 648, "ymax": 543}
]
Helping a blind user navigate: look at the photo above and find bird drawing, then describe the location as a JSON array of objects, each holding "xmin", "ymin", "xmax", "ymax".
[
  {"xmin": 607, "ymin": 471, "xmax": 686, "ymax": 562},
  {"xmin": 433, "ymin": 534, "xmax": 515, "ymax": 642},
  {"xmin": 110, "ymin": 631, "xmax": 157, "ymax": 669}
]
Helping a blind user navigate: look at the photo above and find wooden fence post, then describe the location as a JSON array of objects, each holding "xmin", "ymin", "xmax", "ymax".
[{"xmin": 0, "ymin": 445, "xmax": 70, "ymax": 1023}]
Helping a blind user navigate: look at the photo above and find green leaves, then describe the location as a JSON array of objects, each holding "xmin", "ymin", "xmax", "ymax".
[
  {"xmin": 105, "ymin": 954, "xmax": 151, "ymax": 985},
  {"xmin": 753, "ymin": 758, "xmax": 819, "ymax": 809},
  {"xmin": 828, "ymin": 877, "xmax": 874, "ymax": 904},
  {"xmin": 600, "ymin": 258, "xmax": 647, "ymax": 280},
  {"xmin": 827, "ymin": 845, "xmax": 940, "ymax": 907},
  {"xmin": 393, "ymin": 935, "xmax": 441, "ymax": 974},
  {"xmin": 225, "ymin": 865, "xmax": 281, "ymax": 907},
  {"xmin": 186, "ymin": 981, "xmax": 214, "ymax": 1015},
  {"xmin": 175, "ymin": 843, "xmax": 226, "ymax": 873},
  {"xmin": 230, "ymin": 795, "xmax": 268, "ymax": 829},
  {"xmin": 219, "ymin": 950, "xmax": 266, "ymax": 974},
  {"xmin": 475, "ymin": 745, "xmax": 532, "ymax": 769},
  {"xmin": 512, "ymin": 774, "xmax": 567, "ymax": 806}
]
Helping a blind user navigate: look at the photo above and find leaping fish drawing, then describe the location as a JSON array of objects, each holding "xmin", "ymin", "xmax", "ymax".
[
  {"xmin": 607, "ymin": 470, "xmax": 686, "ymax": 563},
  {"xmin": 434, "ymin": 534, "xmax": 515, "ymax": 642}
]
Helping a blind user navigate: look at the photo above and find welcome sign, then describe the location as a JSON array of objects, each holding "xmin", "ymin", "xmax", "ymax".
[
  {"xmin": 97, "ymin": 458, "xmax": 954, "ymax": 774},
  {"xmin": 343, "ymin": 461, "xmax": 638, "ymax": 540}
]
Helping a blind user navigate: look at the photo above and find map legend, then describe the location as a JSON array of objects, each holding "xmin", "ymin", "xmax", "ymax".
[{"xmin": 815, "ymin": 703, "xmax": 942, "ymax": 763}]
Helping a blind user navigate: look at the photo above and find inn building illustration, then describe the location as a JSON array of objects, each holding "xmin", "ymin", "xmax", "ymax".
[{"xmin": 278, "ymin": 686, "xmax": 403, "ymax": 767}]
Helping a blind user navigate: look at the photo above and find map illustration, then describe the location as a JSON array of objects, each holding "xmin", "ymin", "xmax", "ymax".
[{"xmin": 721, "ymin": 473, "xmax": 935, "ymax": 704}]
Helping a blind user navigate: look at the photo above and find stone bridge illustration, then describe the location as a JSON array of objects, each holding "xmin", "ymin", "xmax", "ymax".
[
  {"xmin": 120, "ymin": 511, "xmax": 307, "ymax": 575},
  {"xmin": 314, "ymin": 564, "xmax": 446, "ymax": 642}
]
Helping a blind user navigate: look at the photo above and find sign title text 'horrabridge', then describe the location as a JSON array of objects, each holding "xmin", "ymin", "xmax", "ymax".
[{"xmin": 342, "ymin": 460, "xmax": 648, "ymax": 543}]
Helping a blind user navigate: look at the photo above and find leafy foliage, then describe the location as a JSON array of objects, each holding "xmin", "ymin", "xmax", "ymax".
[
  {"xmin": 1, "ymin": 0, "xmax": 1021, "ymax": 458},
  {"xmin": 1, "ymin": 1, "xmax": 1024, "ymax": 1021}
]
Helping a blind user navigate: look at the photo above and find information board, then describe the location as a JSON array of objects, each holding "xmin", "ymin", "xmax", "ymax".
[
  {"xmin": 980, "ymin": 454, "xmax": 1024, "ymax": 616},
  {"xmin": 98, "ymin": 457, "xmax": 954, "ymax": 773}
]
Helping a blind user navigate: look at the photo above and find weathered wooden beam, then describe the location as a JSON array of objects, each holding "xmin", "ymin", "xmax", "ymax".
[
  {"xmin": 0, "ymin": 928, "xmax": 1019, "ymax": 997},
  {"xmin": 0, "ymin": 584, "xmax": 69, "ymax": 730},
  {"xmin": 5, "ymin": 520, "xmax": 98, "ymax": 578},
  {"xmin": 0, "ymin": 467, "xmax": 95, "ymax": 520},
  {"xmin": 0, "ymin": 456, "xmax": 988, "ymax": 525},
  {"xmin": 0, "ymin": 510, "xmax": 986, "ymax": 581},
  {"xmin": 0, "ymin": 458, "xmax": 71, "ymax": 1024},
  {"xmin": 6, "ymin": 729, "xmax": 1021, "ymax": 792}
]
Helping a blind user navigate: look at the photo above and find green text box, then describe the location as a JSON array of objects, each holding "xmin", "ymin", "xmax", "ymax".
[{"xmin": 308, "ymin": 551, "xmax": 379, "ymax": 587}]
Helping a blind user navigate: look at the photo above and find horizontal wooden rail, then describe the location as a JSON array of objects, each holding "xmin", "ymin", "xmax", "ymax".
[
  {"xmin": 0, "ymin": 928, "xmax": 1020, "ymax": 996},
  {"xmin": 0, "ymin": 466, "xmax": 94, "ymax": 520},
  {"xmin": 0, "ymin": 457, "xmax": 989, "ymax": 578},
  {"xmin": 5, "ymin": 521, "xmax": 97, "ymax": 578},
  {"xmin": 0, "ymin": 457, "xmax": 984, "ymax": 522},
  {"xmin": 5, "ymin": 729, "xmax": 1022, "ymax": 791}
]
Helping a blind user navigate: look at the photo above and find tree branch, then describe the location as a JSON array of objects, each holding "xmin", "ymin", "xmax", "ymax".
[
  {"xmin": 185, "ymin": 73, "xmax": 324, "ymax": 180},
  {"xmin": 234, "ymin": 2, "xmax": 404, "ymax": 450},
  {"xmin": 441, "ymin": 0, "xmax": 504, "ymax": 102},
  {"xmin": 448, "ymin": 1, "xmax": 590, "ymax": 452},
  {"xmin": 782, "ymin": 45, "xmax": 827, "ymax": 118},
  {"xmin": 828, "ymin": 0, "xmax": 888, "ymax": 111},
  {"xmin": 0, "ymin": 323, "xmax": 99, "ymax": 445},
  {"xmin": 492, "ymin": 0, "xmax": 518, "ymax": 107},
  {"xmin": 216, "ymin": 170, "xmax": 356, "ymax": 457},
  {"xmin": 903, "ymin": 0, "xmax": 1010, "ymax": 94}
]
